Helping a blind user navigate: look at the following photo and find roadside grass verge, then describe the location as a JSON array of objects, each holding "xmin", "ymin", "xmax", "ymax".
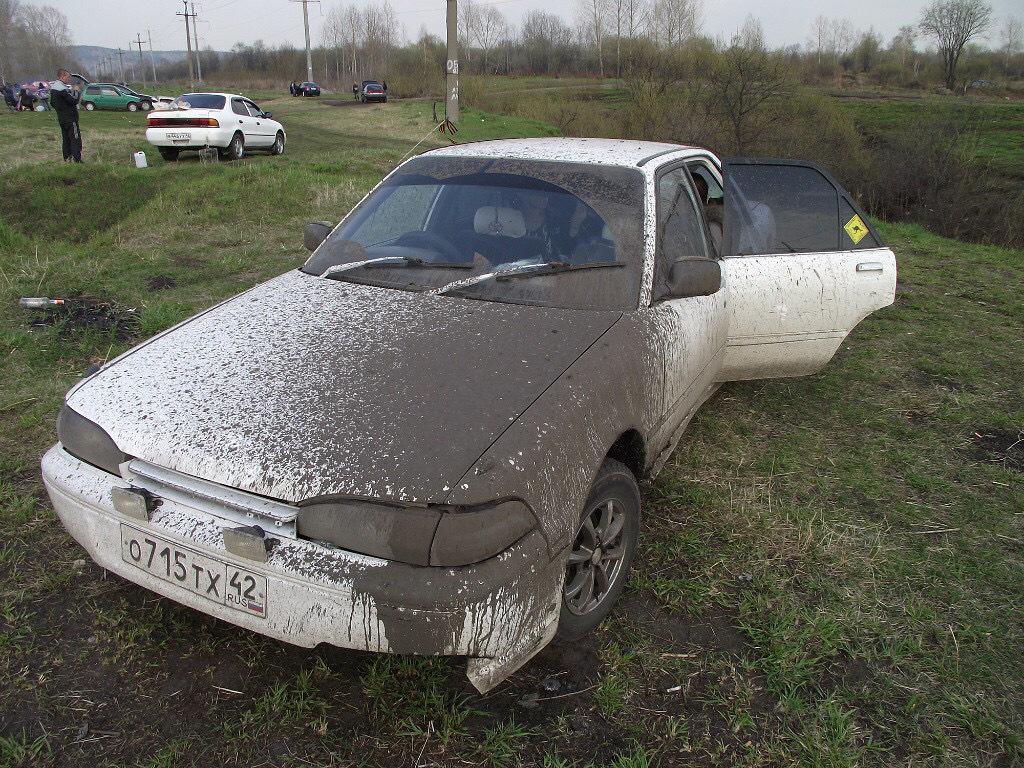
[{"xmin": 0, "ymin": 95, "xmax": 1021, "ymax": 767}]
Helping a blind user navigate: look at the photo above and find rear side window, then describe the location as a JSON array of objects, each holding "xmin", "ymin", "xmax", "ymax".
[
  {"xmin": 723, "ymin": 159, "xmax": 882, "ymax": 255},
  {"xmin": 85, "ymin": 86, "xmax": 100, "ymax": 95}
]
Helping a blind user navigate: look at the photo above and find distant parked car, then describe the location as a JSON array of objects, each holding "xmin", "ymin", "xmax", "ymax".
[
  {"xmin": 361, "ymin": 83, "xmax": 386, "ymax": 103},
  {"xmin": 298, "ymin": 81, "xmax": 320, "ymax": 97},
  {"xmin": 80, "ymin": 83, "xmax": 152, "ymax": 111},
  {"xmin": 145, "ymin": 92, "xmax": 286, "ymax": 161}
]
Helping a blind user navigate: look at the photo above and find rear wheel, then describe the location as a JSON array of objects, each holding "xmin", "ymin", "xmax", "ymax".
[
  {"xmin": 83, "ymin": 101, "xmax": 94, "ymax": 111},
  {"xmin": 158, "ymin": 147, "xmax": 179, "ymax": 162},
  {"xmin": 127, "ymin": 102, "xmax": 138, "ymax": 112},
  {"xmin": 383, "ymin": 96, "xmax": 387, "ymax": 103},
  {"xmin": 270, "ymin": 131, "xmax": 285, "ymax": 156},
  {"xmin": 222, "ymin": 132, "xmax": 244, "ymax": 161},
  {"xmin": 556, "ymin": 458, "xmax": 640, "ymax": 641}
]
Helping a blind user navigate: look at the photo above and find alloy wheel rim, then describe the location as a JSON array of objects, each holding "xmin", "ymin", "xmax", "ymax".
[{"xmin": 564, "ymin": 498, "xmax": 627, "ymax": 615}]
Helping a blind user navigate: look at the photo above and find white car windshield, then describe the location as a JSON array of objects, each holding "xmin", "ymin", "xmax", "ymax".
[{"xmin": 302, "ymin": 156, "xmax": 645, "ymax": 311}]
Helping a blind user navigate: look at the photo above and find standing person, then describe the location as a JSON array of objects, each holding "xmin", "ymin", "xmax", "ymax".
[
  {"xmin": 352, "ymin": 82, "xmax": 359, "ymax": 100},
  {"xmin": 49, "ymin": 69, "xmax": 82, "ymax": 163}
]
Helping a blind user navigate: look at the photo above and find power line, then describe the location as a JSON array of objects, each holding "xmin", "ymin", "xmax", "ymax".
[{"xmin": 176, "ymin": 0, "xmax": 197, "ymax": 88}]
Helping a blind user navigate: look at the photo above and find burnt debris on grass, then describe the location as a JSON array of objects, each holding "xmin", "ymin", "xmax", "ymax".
[
  {"xmin": 966, "ymin": 428, "xmax": 1024, "ymax": 472},
  {"xmin": 23, "ymin": 296, "xmax": 139, "ymax": 341}
]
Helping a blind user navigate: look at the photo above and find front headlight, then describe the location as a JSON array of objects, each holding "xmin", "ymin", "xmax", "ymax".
[
  {"xmin": 56, "ymin": 404, "xmax": 129, "ymax": 476},
  {"xmin": 297, "ymin": 498, "xmax": 537, "ymax": 567}
]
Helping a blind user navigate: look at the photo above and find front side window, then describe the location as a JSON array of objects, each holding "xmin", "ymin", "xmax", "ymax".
[{"xmin": 302, "ymin": 156, "xmax": 645, "ymax": 311}]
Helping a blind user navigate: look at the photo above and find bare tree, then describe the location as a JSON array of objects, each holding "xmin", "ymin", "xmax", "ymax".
[
  {"xmin": 706, "ymin": 23, "xmax": 792, "ymax": 153},
  {"xmin": 649, "ymin": 0, "xmax": 702, "ymax": 48},
  {"xmin": 459, "ymin": 0, "xmax": 478, "ymax": 69},
  {"xmin": 576, "ymin": 0, "xmax": 608, "ymax": 76},
  {"xmin": 808, "ymin": 15, "xmax": 829, "ymax": 65},
  {"xmin": 919, "ymin": 0, "xmax": 993, "ymax": 89},
  {"xmin": 475, "ymin": 5, "xmax": 508, "ymax": 74},
  {"xmin": 890, "ymin": 24, "xmax": 917, "ymax": 69},
  {"xmin": 1000, "ymin": 16, "xmax": 1022, "ymax": 73}
]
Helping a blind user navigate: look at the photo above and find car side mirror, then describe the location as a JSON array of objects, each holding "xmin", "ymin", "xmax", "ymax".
[
  {"xmin": 304, "ymin": 221, "xmax": 334, "ymax": 251},
  {"xmin": 262, "ymin": 112, "xmax": 271, "ymax": 118},
  {"xmin": 664, "ymin": 258, "xmax": 721, "ymax": 299}
]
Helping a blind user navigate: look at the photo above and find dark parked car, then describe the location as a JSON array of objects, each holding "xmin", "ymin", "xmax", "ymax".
[
  {"xmin": 361, "ymin": 83, "xmax": 386, "ymax": 103},
  {"xmin": 42, "ymin": 138, "xmax": 895, "ymax": 693},
  {"xmin": 298, "ymin": 81, "xmax": 320, "ymax": 97}
]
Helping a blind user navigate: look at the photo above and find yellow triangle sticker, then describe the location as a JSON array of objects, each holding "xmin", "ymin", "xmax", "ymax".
[{"xmin": 844, "ymin": 214, "xmax": 868, "ymax": 245}]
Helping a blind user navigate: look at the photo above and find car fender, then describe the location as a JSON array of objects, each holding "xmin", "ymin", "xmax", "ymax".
[{"xmin": 444, "ymin": 313, "xmax": 665, "ymax": 557}]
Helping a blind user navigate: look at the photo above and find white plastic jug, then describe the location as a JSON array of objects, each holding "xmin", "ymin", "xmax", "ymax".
[{"xmin": 133, "ymin": 151, "xmax": 147, "ymax": 169}]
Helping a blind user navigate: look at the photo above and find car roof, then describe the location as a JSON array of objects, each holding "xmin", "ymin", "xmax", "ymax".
[{"xmin": 423, "ymin": 138, "xmax": 706, "ymax": 168}]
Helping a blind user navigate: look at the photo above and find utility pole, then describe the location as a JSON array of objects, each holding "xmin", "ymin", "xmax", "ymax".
[
  {"xmin": 116, "ymin": 47, "xmax": 126, "ymax": 83},
  {"xmin": 135, "ymin": 34, "xmax": 147, "ymax": 88},
  {"xmin": 290, "ymin": 0, "xmax": 319, "ymax": 84},
  {"xmin": 446, "ymin": 0, "xmax": 459, "ymax": 123},
  {"xmin": 147, "ymin": 30, "xmax": 158, "ymax": 83},
  {"xmin": 177, "ymin": 0, "xmax": 195, "ymax": 89},
  {"xmin": 191, "ymin": 3, "xmax": 202, "ymax": 83}
]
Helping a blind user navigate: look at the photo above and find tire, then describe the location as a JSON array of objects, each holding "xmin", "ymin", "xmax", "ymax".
[
  {"xmin": 127, "ymin": 102, "xmax": 138, "ymax": 112},
  {"xmin": 556, "ymin": 458, "xmax": 640, "ymax": 641},
  {"xmin": 222, "ymin": 132, "xmax": 244, "ymax": 161},
  {"xmin": 383, "ymin": 96, "xmax": 387, "ymax": 103},
  {"xmin": 158, "ymin": 147, "xmax": 179, "ymax": 162},
  {"xmin": 83, "ymin": 101, "xmax": 94, "ymax": 111},
  {"xmin": 361, "ymin": 95, "xmax": 366, "ymax": 103},
  {"xmin": 270, "ymin": 131, "xmax": 285, "ymax": 155},
  {"xmin": 140, "ymin": 101, "xmax": 152, "ymax": 111}
]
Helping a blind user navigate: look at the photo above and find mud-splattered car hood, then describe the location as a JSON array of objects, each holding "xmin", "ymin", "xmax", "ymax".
[{"xmin": 65, "ymin": 270, "xmax": 620, "ymax": 504}]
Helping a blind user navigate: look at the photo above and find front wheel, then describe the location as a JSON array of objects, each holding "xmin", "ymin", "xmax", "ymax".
[
  {"xmin": 83, "ymin": 101, "xmax": 95, "ymax": 111},
  {"xmin": 556, "ymin": 458, "xmax": 640, "ymax": 641},
  {"xmin": 222, "ymin": 132, "xmax": 244, "ymax": 161},
  {"xmin": 269, "ymin": 132, "xmax": 285, "ymax": 155},
  {"xmin": 127, "ymin": 102, "xmax": 138, "ymax": 112}
]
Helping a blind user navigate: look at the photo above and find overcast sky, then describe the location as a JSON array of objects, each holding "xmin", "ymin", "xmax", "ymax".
[{"xmin": 54, "ymin": 0, "xmax": 1021, "ymax": 54}]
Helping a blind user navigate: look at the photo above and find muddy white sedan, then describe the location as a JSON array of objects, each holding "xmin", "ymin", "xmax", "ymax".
[{"xmin": 42, "ymin": 138, "xmax": 895, "ymax": 692}]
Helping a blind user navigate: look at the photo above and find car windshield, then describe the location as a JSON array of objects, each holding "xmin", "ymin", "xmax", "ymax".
[
  {"xmin": 172, "ymin": 93, "xmax": 226, "ymax": 109},
  {"xmin": 301, "ymin": 155, "xmax": 645, "ymax": 311}
]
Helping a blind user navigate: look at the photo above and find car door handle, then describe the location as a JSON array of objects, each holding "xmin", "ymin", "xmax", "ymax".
[
  {"xmin": 238, "ymin": 119, "xmax": 243, "ymax": 123},
  {"xmin": 856, "ymin": 262, "xmax": 884, "ymax": 272}
]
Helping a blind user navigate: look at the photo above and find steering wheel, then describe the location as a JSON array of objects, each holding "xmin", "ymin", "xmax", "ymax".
[{"xmin": 393, "ymin": 231, "xmax": 466, "ymax": 263}]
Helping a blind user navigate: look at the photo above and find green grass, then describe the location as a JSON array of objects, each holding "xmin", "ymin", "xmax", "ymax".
[{"xmin": 1, "ymin": 93, "xmax": 1022, "ymax": 767}]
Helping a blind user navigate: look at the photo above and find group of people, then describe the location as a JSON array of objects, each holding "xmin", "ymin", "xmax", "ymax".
[{"xmin": 1, "ymin": 81, "xmax": 49, "ymax": 111}]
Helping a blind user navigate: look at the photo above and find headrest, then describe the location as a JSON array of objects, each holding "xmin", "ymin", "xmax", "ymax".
[{"xmin": 474, "ymin": 206, "xmax": 526, "ymax": 238}]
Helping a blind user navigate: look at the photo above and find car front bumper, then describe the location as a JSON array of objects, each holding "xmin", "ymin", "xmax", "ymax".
[{"xmin": 41, "ymin": 444, "xmax": 563, "ymax": 691}]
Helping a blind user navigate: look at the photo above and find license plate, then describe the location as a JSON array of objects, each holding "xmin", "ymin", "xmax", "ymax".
[
  {"xmin": 120, "ymin": 524, "xmax": 267, "ymax": 618},
  {"xmin": 165, "ymin": 132, "xmax": 191, "ymax": 139}
]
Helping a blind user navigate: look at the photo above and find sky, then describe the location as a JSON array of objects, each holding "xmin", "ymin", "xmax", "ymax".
[{"xmin": 54, "ymin": 0, "xmax": 1021, "ymax": 54}]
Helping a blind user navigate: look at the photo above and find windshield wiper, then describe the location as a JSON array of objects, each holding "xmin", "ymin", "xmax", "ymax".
[
  {"xmin": 494, "ymin": 261, "xmax": 625, "ymax": 281},
  {"xmin": 321, "ymin": 256, "xmax": 471, "ymax": 279}
]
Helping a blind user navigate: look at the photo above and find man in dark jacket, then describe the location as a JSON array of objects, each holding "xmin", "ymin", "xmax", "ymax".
[{"xmin": 49, "ymin": 69, "xmax": 82, "ymax": 162}]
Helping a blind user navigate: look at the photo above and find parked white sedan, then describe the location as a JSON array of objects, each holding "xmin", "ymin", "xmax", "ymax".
[{"xmin": 145, "ymin": 92, "xmax": 286, "ymax": 161}]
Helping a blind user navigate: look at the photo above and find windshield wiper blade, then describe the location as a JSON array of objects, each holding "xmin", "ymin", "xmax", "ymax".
[
  {"xmin": 321, "ymin": 256, "xmax": 471, "ymax": 279},
  {"xmin": 494, "ymin": 261, "xmax": 625, "ymax": 281},
  {"xmin": 363, "ymin": 257, "xmax": 472, "ymax": 269}
]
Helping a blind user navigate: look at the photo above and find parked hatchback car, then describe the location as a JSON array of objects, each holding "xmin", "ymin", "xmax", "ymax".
[
  {"xmin": 361, "ymin": 83, "xmax": 386, "ymax": 103},
  {"xmin": 80, "ymin": 83, "xmax": 152, "ymax": 111},
  {"xmin": 42, "ymin": 138, "xmax": 895, "ymax": 692},
  {"xmin": 145, "ymin": 92, "xmax": 286, "ymax": 161}
]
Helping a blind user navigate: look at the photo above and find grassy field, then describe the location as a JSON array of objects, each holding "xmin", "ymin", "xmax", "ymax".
[{"xmin": 0, "ymin": 95, "xmax": 1022, "ymax": 767}]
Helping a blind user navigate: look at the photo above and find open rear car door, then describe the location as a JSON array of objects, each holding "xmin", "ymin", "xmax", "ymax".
[{"xmin": 717, "ymin": 158, "xmax": 896, "ymax": 381}]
